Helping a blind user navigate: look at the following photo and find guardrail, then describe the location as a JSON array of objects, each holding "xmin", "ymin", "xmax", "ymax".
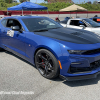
[{"xmin": 1, "ymin": 11, "xmax": 100, "ymax": 15}]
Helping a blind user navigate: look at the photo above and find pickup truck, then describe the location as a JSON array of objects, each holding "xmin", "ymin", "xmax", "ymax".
[{"xmin": 60, "ymin": 18, "xmax": 100, "ymax": 34}]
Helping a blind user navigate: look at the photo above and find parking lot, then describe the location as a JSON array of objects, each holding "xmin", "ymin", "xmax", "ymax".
[{"xmin": 1, "ymin": 14, "xmax": 100, "ymax": 100}]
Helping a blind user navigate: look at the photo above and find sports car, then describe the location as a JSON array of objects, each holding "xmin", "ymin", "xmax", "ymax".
[
  {"xmin": 1, "ymin": 16, "xmax": 100, "ymax": 81},
  {"xmin": 61, "ymin": 18, "xmax": 100, "ymax": 35}
]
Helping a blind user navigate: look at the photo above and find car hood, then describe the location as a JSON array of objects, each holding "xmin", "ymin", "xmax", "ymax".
[{"xmin": 34, "ymin": 27, "xmax": 100, "ymax": 44}]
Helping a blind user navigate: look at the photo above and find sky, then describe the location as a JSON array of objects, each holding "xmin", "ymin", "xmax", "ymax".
[{"xmin": 17, "ymin": 0, "xmax": 97, "ymax": 4}]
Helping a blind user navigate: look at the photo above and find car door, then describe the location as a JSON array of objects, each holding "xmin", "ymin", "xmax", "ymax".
[
  {"xmin": 67, "ymin": 20, "xmax": 92, "ymax": 31},
  {"xmin": 0, "ymin": 19, "xmax": 7, "ymax": 48},
  {"xmin": 0, "ymin": 18, "xmax": 26, "ymax": 59}
]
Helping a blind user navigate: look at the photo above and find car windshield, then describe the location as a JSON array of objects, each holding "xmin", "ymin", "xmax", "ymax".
[
  {"xmin": 22, "ymin": 17, "xmax": 62, "ymax": 32},
  {"xmin": 84, "ymin": 19, "xmax": 100, "ymax": 27}
]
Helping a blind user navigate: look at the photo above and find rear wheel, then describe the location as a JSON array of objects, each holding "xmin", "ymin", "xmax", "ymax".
[{"xmin": 35, "ymin": 49, "xmax": 59, "ymax": 79}]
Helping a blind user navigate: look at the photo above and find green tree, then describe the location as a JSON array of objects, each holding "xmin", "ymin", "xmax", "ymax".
[
  {"xmin": 93, "ymin": 1, "xmax": 98, "ymax": 4},
  {"xmin": 0, "ymin": 0, "xmax": 3, "ymax": 2},
  {"xmin": 19, "ymin": 0, "xmax": 30, "ymax": 3},
  {"xmin": 44, "ymin": 0, "xmax": 48, "ymax": 2},
  {"xmin": 5, "ymin": 0, "xmax": 13, "ymax": 3}
]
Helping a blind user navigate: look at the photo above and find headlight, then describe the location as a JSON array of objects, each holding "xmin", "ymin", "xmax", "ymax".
[{"xmin": 68, "ymin": 50, "xmax": 86, "ymax": 55}]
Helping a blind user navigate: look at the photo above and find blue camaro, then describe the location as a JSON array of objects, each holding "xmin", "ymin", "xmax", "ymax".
[{"xmin": 1, "ymin": 16, "xmax": 100, "ymax": 81}]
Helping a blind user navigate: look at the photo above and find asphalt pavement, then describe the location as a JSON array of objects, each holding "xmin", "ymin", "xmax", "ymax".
[{"xmin": 0, "ymin": 14, "xmax": 100, "ymax": 100}]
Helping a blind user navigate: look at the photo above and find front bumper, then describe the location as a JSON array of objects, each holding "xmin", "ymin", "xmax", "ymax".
[
  {"xmin": 60, "ymin": 71, "xmax": 100, "ymax": 81},
  {"xmin": 60, "ymin": 53, "xmax": 100, "ymax": 81}
]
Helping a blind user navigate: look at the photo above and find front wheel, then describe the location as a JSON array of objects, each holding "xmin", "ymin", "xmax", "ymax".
[
  {"xmin": 35, "ymin": 49, "xmax": 59, "ymax": 79},
  {"xmin": 0, "ymin": 47, "xmax": 4, "ymax": 51}
]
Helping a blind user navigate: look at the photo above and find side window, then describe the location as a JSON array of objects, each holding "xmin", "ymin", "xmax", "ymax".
[
  {"xmin": 1, "ymin": 19, "xmax": 7, "ymax": 27},
  {"xmin": 6, "ymin": 20, "xmax": 13, "ymax": 28},
  {"xmin": 70, "ymin": 20, "xmax": 87, "ymax": 27},
  {"xmin": 79, "ymin": 21, "xmax": 87, "ymax": 27},
  {"xmin": 70, "ymin": 20, "xmax": 79, "ymax": 26},
  {"xmin": 6, "ymin": 19, "xmax": 22, "ymax": 29}
]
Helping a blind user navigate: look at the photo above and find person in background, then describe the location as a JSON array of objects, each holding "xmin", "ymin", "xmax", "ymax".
[
  {"xmin": 94, "ymin": 15, "xmax": 98, "ymax": 17},
  {"xmin": 55, "ymin": 17, "xmax": 60, "ymax": 22}
]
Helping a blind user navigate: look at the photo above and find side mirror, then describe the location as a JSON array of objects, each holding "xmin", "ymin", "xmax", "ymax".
[
  {"xmin": 11, "ymin": 26, "xmax": 20, "ymax": 31},
  {"xmin": 11, "ymin": 26, "xmax": 23, "ymax": 33},
  {"xmin": 19, "ymin": 29, "xmax": 23, "ymax": 33},
  {"xmin": 79, "ymin": 25, "xmax": 85, "ymax": 29}
]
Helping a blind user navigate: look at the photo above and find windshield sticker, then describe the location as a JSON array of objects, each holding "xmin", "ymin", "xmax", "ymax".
[{"xmin": 7, "ymin": 30, "xmax": 14, "ymax": 37}]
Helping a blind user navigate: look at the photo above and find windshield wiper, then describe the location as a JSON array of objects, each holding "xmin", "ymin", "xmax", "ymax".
[{"xmin": 33, "ymin": 29, "xmax": 48, "ymax": 32}]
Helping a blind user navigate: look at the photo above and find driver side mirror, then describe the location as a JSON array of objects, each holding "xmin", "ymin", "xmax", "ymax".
[
  {"xmin": 11, "ymin": 26, "xmax": 23, "ymax": 33},
  {"xmin": 79, "ymin": 25, "xmax": 85, "ymax": 29},
  {"xmin": 11, "ymin": 26, "xmax": 20, "ymax": 31}
]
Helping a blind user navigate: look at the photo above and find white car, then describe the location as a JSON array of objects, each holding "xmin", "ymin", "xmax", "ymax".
[{"xmin": 60, "ymin": 18, "xmax": 100, "ymax": 35}]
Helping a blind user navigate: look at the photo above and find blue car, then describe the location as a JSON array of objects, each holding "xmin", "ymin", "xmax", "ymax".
[
  {"xmin": 1, "ymin": 16, "xmax": 100, "ymax": 81},
  {"xmin": 59, "ymin": 17, "xmax": 70, "ymax": 24}
]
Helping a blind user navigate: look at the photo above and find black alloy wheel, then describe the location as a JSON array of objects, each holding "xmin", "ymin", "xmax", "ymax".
[
  {"xmin": 35, "ymin": 49, "xmax": 59, "ymax": 79},
  {"xmin": 0, "ymin": 48, "xmax": 4, "ymax": 51}
]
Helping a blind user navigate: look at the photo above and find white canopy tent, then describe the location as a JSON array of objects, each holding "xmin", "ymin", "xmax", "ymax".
[{"xmin": 59, "ymin": 4, "xmax": 88, "ymax": 18}]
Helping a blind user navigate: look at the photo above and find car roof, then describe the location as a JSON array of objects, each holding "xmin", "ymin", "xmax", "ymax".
[
  {"xmin": 69, "ymin": 18, "xmax": 87, "ymax": 20},
  {"xmin": 3, "ymin": 15, "xmax": 46, "ymax": 20}
]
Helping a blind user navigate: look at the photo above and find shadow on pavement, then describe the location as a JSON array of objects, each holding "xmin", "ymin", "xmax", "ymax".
[
  {"xmin": 3, "ymin": 50, "xmax": 36, "ymax": 69},
  {"xmin": 1, "ymin": 50, "xmax": 100, "ymax": 86},
  {"xmin": 0, "ymin": 49, "xmax": 6, "ymax": 52},
  {"xmin": 63, "ymin": 74, "xmax": 100, "ymax": 87}
]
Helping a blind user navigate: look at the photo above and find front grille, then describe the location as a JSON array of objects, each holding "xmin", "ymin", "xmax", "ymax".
[
  {"xmin": 82, "ymin": 48, "xmax": 100, "ymax": 55},
  {"xmin": 68, "ymin": 60, "xmax": 100, "ymax": 74}
]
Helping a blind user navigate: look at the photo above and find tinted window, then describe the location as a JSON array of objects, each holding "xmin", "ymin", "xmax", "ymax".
[
  {"xmin": 1, "ymin": 19, "xmax": 7, "ymax": 27},
  {"xmin": 22, "ymin": 17, "xmax": 62, "ymax": 32},
  {"xmin": 70, "ymin": 20, "xmax": 87, "ymax": 27},
  {"xmin": 6, "ymin": 19, "xmax": 22, "ymax": 29}
]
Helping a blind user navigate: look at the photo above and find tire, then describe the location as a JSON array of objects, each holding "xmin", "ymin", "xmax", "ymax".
[
  {"xmin": 35, "ymin": 49, "xmax": 59, "ymax": 79},
  {"xmin": 0, "ymin": 47, "xmax": 4, "ymax": 51}
]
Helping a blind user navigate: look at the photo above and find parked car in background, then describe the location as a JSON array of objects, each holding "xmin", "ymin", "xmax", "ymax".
[
  {"xmin": 59, "ymin": 17, "xmax": 70, "ymax": 25},
  {"xmin": 61, "ymin": 18, "xmax": 100, "ymax": 35},
  {"xmin": 90, "ymin": 17, "xmax": 100, "ymax": 24}
]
